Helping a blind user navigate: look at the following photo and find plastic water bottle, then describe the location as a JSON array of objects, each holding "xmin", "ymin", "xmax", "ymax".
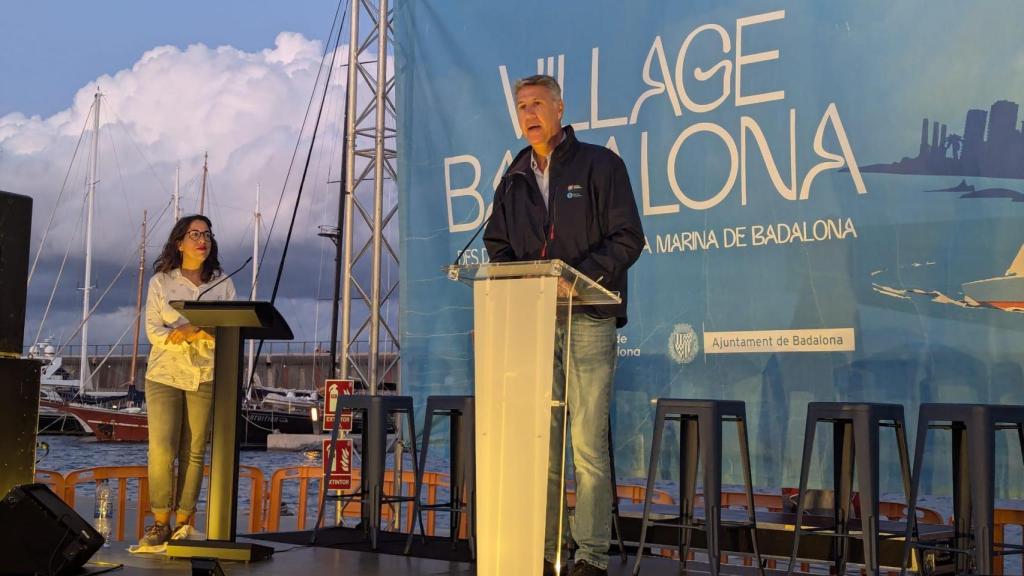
[{"xmin": 93, "ymin": 481, "xmax": 112, "ymax": 543}]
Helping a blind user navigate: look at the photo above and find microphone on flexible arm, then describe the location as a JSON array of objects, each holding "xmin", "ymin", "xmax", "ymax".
[
  {"xmin": 448, "ymin": 180, "xmax": 508, "ymax": 280},
  {"xmin": 197, "ymin": 256, "xmax": 253, "ymax": 300}
]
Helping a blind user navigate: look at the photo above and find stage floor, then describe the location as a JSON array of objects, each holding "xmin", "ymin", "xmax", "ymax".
[
  {"xmin": 84, "ymin": 537, "xmax": 475, "ymax": 575},
  {"xmin": 75, "ymin": 505, "xmax": 957, "ymax": 575},
  {"xmin": 79, "ymin": 538, "xmax": 736, "ymax": 575}
]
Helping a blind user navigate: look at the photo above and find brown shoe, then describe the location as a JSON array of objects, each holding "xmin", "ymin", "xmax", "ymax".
[
  {"xmin": 138, "ymin": 522, "xmax": 172, "ymax": 546},
  {"xmin": 570, "ymin": 560, "xmax": 608, "ymax": 576}
]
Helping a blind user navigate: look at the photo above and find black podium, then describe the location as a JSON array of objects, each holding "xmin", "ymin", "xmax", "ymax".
[{"xmin": 167, "ymin": 301, "xmax": 292, "ymax": 562}]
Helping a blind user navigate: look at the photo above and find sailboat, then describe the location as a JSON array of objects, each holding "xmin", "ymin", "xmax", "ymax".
[
  {"xmin": 236, "ymin": 184, "xmax": 319, "ymax": 448},
  {"xmin": 32, "ymin": 90, "xmax": 135, "ymax": 439},
  {"xmin": 35, "ymin": 344, "xmax": 90, "ymax": 436},
  {"xmin": 34, "ymin": 93, "xmax": 319, "ymax": 445},
  {"xmin": 39, "ymin": 206, "xmax": 150, "ymax": 442},
  {"xmin": 45, "ymin": 395, "xmax": 148, "ymax": 441},
  {"xmin": 962, "ymin": 243, "xmax": 1024, "ymax": 310},
  {"xmin": 44, "ymin": 183, "xmax": 319, "ymax": 446},
  {"xmin": 33, "ymin": 92, "xmax": 153, "ymax": 440}
]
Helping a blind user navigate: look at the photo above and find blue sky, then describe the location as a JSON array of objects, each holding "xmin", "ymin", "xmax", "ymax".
[
  {"xmin": 2, "ymin": 0, "xmax": 368, "ymax": 346},
  {"xmin": 0, "ymin": 0, "xmax": 336, "ymax": 117},
  {"xmin": 9, "ymin": 0, "xmax": 1023, "ymax": 349}
]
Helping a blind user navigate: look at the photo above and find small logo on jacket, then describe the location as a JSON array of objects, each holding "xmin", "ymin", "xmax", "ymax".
[{"xmin": 566, "ymin": 184, "xmax": 583, "ymax": 199}]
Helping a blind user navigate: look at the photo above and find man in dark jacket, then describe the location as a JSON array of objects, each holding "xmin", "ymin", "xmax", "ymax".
[{"xmin": 484, "ymin": 74, "xmax": 644, "ymax": 576}]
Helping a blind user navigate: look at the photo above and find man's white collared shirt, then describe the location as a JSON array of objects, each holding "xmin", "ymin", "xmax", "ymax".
[
  {"xmin": 531, "ymin": 151, "xmax": 551, "ymax": 208},
  {"xmin": 144, "ymin": 268, "xmax": 236, "ymax": 391}
]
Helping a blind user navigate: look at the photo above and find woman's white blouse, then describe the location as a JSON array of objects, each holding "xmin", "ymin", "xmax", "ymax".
[{"xmin": 144, "ymin": 269, "xmax": 236, "ymax": 391}]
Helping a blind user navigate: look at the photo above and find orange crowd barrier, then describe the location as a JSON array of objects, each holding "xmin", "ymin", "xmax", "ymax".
[
  {"xmin": 265, "ymin": 465, "xmax": 449, "ymax": 534},
  {"xmin": 564, "ymin": 482, "xmax": 676, "ymax": 508},
  {"xmin": 265, "ymin": 465, "xmax": 330, "ymax": 532},
  {"xmin": 63, "ymin": 465, "xmax": 151, "ymax": 542},
  {"xmin": 994, "ymin": 507, "xmax": 1024, "ymax": 576},
  {"xmin": 51, "ymin": 463, "xmax": 1024, "ymax": 576},
  {"xmin": 202, "ymin": 464, "xmax": 266, "ymax": 534},
  {"xmin": 877, "ymin": 500, "xmax": 944, "ymax": 525},
  {"xmin": 33, "ymin": 469, "xmax": 65, "ymax": 499},
  {"xmin": 58, "ymin": 464, "xmax": 265, "ymax": 541}
]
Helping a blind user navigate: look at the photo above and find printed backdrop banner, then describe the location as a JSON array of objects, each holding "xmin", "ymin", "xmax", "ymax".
[{"xmin": 395, "ymin": 1, "xmax": 1024, "ymax": 494}]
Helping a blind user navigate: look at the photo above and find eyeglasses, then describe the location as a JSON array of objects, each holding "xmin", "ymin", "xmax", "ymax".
[{"xmin": 186, "ymin": 230, "xmax": 215, "ymax": 242}]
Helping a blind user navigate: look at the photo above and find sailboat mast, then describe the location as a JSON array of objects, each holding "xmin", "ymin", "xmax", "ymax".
[
  {"xmin": 80, "ymin": 90, "xmax": 101, "ymax": 394},
  {"xmin": 128, "ymin": 210, "xmax": 146, "ymax": 389},
  {"xmin": 174, "ymin": 164, "xmax": 180, "ymax": 221},
  {"xmin": 128, "ymin": 211, "xmax": 146, "ymax": 389},
  {"xmin": 199, "ymin": 152, "xmax": 208, "ymax": 215},
  {"xmin": 246, "ymin": 184, "xmax": 260, "ymax": 392}
]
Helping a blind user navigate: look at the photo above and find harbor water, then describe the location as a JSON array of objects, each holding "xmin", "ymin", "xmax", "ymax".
[
  {"xmin": 32, "ymin": 437, "xmax": 1022, "ymax": 569},
  {"xmin": 34, "ymin": 435, "xmax": 427, "ymax": 536}
]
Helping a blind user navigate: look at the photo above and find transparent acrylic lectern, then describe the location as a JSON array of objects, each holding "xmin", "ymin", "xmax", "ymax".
[
  {"xmin": 446, "ymin": 259, "xmax": 620, "ymax": 576},
  {"xmin": 167, "ymin": 300, "xmax": 293, "ymax": 562}
]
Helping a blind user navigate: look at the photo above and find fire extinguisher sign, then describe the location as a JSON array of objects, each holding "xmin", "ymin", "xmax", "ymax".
[
  {"xmin": 322, "ymin": 438, "xmax": 353, "ymax": 490},
  {"xmin": 323, "ymin": 379, "xmax": 354, "ymax": 433}
]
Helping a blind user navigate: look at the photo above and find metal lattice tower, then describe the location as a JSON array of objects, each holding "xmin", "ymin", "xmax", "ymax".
[{"xmin": 339, "ymin": 0, "xmax": 398, "ymax": 395}]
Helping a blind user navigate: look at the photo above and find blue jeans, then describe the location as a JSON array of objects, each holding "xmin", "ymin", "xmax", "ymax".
[
  {"xmin": 545, "ymin": 312, "xmax": 617, "ymax": 569},
  {"xmin": 145, "ymin": 379, "xmax": 214, "ymax": 518}
]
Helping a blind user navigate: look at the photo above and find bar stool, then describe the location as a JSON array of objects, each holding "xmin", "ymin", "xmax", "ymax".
[
  {"xmin": 786, "ymin": 402, "xmax": 912, "ymax": 576},
  {"xmin": 632, "ymin": 399, "xmax": 764, "ymax": 576},
  {"xmin": 902, "ymin": 403, "xmax": 1024, "ymax": 575},
  {"xmin": 405, "ymin": 395, "xmax": 476, "ymax": 557},
  {"xmin": 331, "ymin": 394, "xmax": 420, "ymax": 550}
]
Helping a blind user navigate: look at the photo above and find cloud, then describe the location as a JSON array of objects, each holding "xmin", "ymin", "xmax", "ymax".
[{"xmin": 1, "ymin": 32, "xmax": 395, "ymax": 348}]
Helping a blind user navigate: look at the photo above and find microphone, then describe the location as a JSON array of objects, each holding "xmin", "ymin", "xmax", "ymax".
[
  {"xmin": 197, "ymin": 256, "xmax": 252, "ymax": 300},
  {"xmin": 448, "ymin": 181, "xmax": 508, "ymax": 280}
]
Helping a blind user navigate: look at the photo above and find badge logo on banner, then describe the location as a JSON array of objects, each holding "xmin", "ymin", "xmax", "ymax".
[
  {"xmin": 668, "ymin": 323, "xmax": 700, "ymax": 364},
  {"xmin": 322, "ymin": 439, "xmax": 353, "ymax": 490},
  {"xmin": 322, "ymin": 379, "xmax": 354, "ymax": 433}
]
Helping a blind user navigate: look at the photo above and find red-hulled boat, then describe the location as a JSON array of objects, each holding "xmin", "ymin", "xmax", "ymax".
[
  {"xmin": 39, "ymin": 394, "xmax": 320, "ymax": 446},
  {"xmin": 39, "ymin": 399, "xmax": 148, "ymax": 442}
]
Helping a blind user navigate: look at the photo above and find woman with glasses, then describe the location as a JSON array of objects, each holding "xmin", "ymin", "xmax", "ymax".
[{"xmin": 137, "ymin": 214, "xmax": 236, "ymax": 547}]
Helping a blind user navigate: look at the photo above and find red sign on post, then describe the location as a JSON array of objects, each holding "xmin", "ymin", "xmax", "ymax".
[
  {"xmin": 322, "ymin": 439, "xmax": 353, "ymax": 490},
  {"xmin": 322, "ymin": 379, "xmax": 354, "ymax": 433}
]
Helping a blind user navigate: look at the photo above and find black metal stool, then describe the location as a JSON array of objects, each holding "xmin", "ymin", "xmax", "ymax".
[
  {"xmin": 902, "ymin": 403, "xmax": 1024, "ymax": 575},
  {"xmin": 318, "ymin": 394, "xmax": 420, "ymax": 550},
  {"xmin": 633, "ymin": 399, "xmax": 764, "ymax": 576},
  {"xmin": 786, "ymin": 402, "xmax": 912, "ymax": 576},
  {"xmin": 405, "ymin": 395, "xmax": 476, "ymax": 557}
]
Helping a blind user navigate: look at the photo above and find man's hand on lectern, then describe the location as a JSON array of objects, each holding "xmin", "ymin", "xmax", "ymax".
[{"xmin": 557, "ymin": 278, "xmax": 576, "ymax": 299}]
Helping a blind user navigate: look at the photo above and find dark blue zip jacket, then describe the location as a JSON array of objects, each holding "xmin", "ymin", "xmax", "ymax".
[{"xmin": 483, "ymin": 126, "xmax": 645, "ymax": 327}]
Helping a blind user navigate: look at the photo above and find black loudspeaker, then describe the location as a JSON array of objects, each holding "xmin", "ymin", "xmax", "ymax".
[
  {"xmin": 0, "ymin": 483, "xmax": 104, "ymax": 576},
  {"xmin": 191, "ymin": 557, "xmax": 227, "ymax": 576},
  {"xmin": 0, "ymin": 358, "xmax": 42, "ymax": 498},
  {"xmin": 0, "ymin": 191, "xmax": 32, "ymax": 355}
]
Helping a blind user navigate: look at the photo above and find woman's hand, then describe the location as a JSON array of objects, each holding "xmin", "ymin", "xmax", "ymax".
[{"xmin": 166, "ymin": 323, "xmax": 199, "ymax": 345}]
